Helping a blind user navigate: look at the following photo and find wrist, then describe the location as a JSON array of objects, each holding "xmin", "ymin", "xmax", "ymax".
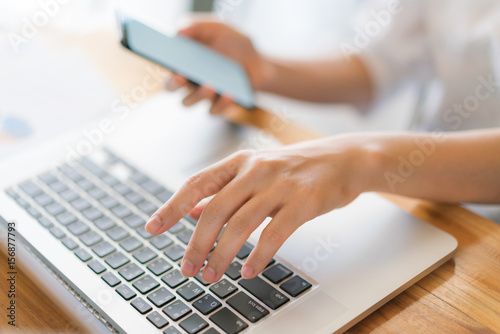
[{"xmin": 250, "ymin": 56, "xmax": 278, "ymax": 92}]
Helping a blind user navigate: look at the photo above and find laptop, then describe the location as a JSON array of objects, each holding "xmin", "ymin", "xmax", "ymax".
[{"xmin": 0, "ymin": 93, "xmax": 457, "ymax": 334}]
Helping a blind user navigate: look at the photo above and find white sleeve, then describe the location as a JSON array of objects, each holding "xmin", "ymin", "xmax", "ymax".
[{"xmin": 353, "ymin": 0, "xmax": 433, "ymax": 102}]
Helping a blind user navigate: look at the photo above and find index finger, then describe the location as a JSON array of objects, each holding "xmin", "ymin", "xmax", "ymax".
[{"xmin": 145, "ymin": 153, "xmax": 242, "ymax": 234}]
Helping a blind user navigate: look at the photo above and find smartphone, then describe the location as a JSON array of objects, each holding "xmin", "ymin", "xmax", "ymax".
[{"xmin": 117, "ymin": 12, "xmax": 256, "ymax": 109}]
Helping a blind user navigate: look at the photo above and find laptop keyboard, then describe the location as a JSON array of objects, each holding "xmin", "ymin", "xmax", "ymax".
[{"xmin": 4, "ymin": 149, "xmax": 313, "ymax": 334}]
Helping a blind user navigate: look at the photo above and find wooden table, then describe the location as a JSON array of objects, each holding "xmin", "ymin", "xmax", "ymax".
[{"xmin": 1, "ymin": 31, "xmax": 499, "ymax": 334}]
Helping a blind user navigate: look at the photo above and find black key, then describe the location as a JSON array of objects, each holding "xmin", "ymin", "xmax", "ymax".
[
  {"xmin": 116, "ymin": 284, "xmax": 137, "ymax": 301},
  {"xmin": 147, "ymin": 258, "xmax": 173, "ymax": 276},
  {"xmin": 168, "ymin": 221, "xmax": 185, "ymax": 234},
  {"xmin": 15, "ymin": 197, "xmax": 30, "ymax": 209},
  {"xmin": 147, "ymin": 287, "xmax": 175, "ymax": 308},
  {"xmin": 38, "ymin": 217, "xmax": 54, "ymax": 228},
  {"xmin": 45, "ymin": 202, "xmax": 66, "ymax": 216},
  {"xmin": 76, "ymin": 178, "xmax": 95, "ymax": 191},
  {"xmin": 236, "ymin": 242, "xmax": 253, "ymax": 260},
  {"xmin": 225, "ymin": 262, "xmax": 242, "ymax": 280},
  {"xmin": 133, "ymin": 274, "xmax": 160, "ymax": 294},
  {"xmin": 161, "ymin": 269, "xmax": 188, "ymax": 288},
  {"xmin": 92, "ymin": 241, "xmax": 116, "ymax": 258},
  {"xmin": 133, "ymin": 247, "xmax": 158, "ymax": 264},
  {"xmin": 38, "ymin": 172, "xmax": 58, "ymax": 184},
  {"xmin": 227, "ymin": 291, "xmax": 269, "ymax": 323},
  {"xmin": 194, "ymin": 270, "xmax": 210, "ymax": 286},
  {"xmin": 131, "ymin": 297, "xmax": 152, "ymax": 314},
  {"xmin": 147, "ymin": 311, "xmax": 169, "ymax": 329},
  {"xmin": 209, "ymin": 308, "xmax": 248, "ymax": 334},
  {"xmin": 19, "ymin": 180, "xmax": 43, "ymax": 197},
  {"xmin": 163, "ymin": 327, "xmax": 182, "ymax": 334},
  {"xmin": 94, "ymin": 216, "xmax": 116, "ymax": 231},
  {"xmin": 99, "ymin": 196, "xmax": 119, "ymax": 209},
  {"xmin": 88, "ymin": 260, "xmax": 106, "ymax": 274},
  {"xmin": 48, "ymin": 181, "xmax": 68, "ymax": 193},
  {"xmin": 79, "ymin": 231, "xmax": 103, "ymax": 246},
  {"xmin": 137, "ymin": 226, "xmax": 154, "ymax": 239},
  {"xmin": 262, "ymin": 264, "xmax": 292, "ymax": 284},
  {"xmin": 124, "ymin": 191, "xmax": 145, "ymax": 205},
  {"xmin": 5, "ymin": 188, "xmax": 19, "ymax": 199},
  {"xmin": 177, "ymin": 229, "xmax": 193, "ymax": 245},
  {"xmin": 105, "ymin": 252, "xmax": 130, "ymax": 269},
  {"xmin": 59, "ymin": 189, "xmax": 79, "ymax": 202},
  {"xmin": 67, "ymin": 221, "xmax": 90, "ymax": 236},
  {"xmin": 266, "ymin": 258, "xmax": 276, "ymax": 268},
  {"xmin": 156, "ymin": 190, "xmax": 173, "ymax": 203},
  {"xmin": 27, "ymin": 206, "xmax": 42, "ymax": 218},
  {"xmin": 183, "ymin": 216, "xmax": 197, "ymax": 227},
  {"xmin": 71, "ymin": 198, "xmax": 91, "ymax": 211},
  {"xmin": 141, "ymin": 180, "xmax": 165, "ymax": 195},
  {"xmin": 179, "ymin": 313, "xmax": 208, "ymax": 334},
  {"xmin": 239, "ymin": 277, "xmax": 289, "ymax": 310},
  {"xmin": 209, "ymin": 279, "xmax": 238, "ymax": 299},
  {"xmin": 101, "ymin": 174, "xmax": 120, "ymax": 186},
  {"xmin": 137, "ymin": 200, "xmax": 157, "ymax": 215},
  {"xmin": 119, "ymin": 263, "xmax": 145, "ymax": 281},
  {"xmin": 112, "ymin": 183, "xmax": 133, "ymax": 196},
  {"xmin": 193, "ymin": 294, "xmax": 221, "ymax": 315},
  {"xmin": 120, "ymin": 237, "xmax": 143, "ymax": 252},
  {"xmin": 82, "ymin": 206, "xmax": 104, "ymax": 221},
  {"xmin": 87, "ymin": 189, "xmax": 106, "ymax": 202},
  {"xmin": 34, "ymin": 193, "xmax": 54, "ymax": 207},
  {"xmin": 75, "ymin": 248, "xmax": 92, "ymax": 262},
  {"xmin": 62, "ymin": 237, "xmax": 78, "ymax": 250},
  {"xmin": 106, "ymin": 226, "xmax": 129, "ymax": 241},
  {"xmin": 280, "ymin": 275, "xmax": 312, "ymax": 297},
  {"xmin": 55, "ymin": 211, "xmax": 78, "ymax": 226},
  {"xmin": 177, "ymin": 281, "xmax": 204, "ymax": 302},
  {"xmin": 59, "ymin": 166, "xmax": 83, "ymax": 182},
  {"xmin": 150, "ymin": 234, "xmax": 173, "ymax": 250},
  {"xmin": 111, "ymin": 205, "xmax": 133, "ymax": 219},
  {"xmin": 204, "ymin": 329, "xmax": 220, "ymax": 334},
  {"xmin": 162, "ymin": 300, "xmax": 191, "ymax": 321},
  {"xmin": 80, "ymin": 158, "xmax": 107, "ymax": 177},
  {"xmin": 164, "ymin": 244, "xmax": 185, "ymax": 262},
  {"xmin": 50, "ymin": 227, "xmax": 66, "ymax": 239},
  {"xmin": 129, "ymin": 171, "xmax": 149, "ymax": 184},
  {"xmin": 124, "ymin": 214, "xmax": 145, "ymax": 229}
]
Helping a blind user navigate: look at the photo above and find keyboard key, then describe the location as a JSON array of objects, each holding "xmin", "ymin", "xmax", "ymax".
[
  {"xmin": 131, "ymin": 297, "xmax": 152, "ymax": 314},
  {"xmin": 124, "ymin": 191, "xmax": 145, "ymax": 205},
  {"xmin": 38, "ymin": 172, "xmax": 58, "ymax": 184},
  {"xmin": 150, "ymin": 234, "xmax": 173, "ymax": 250},
  {"xmin": 116, "ymin": 284, "xmax": 137, "ymax": 301},
  {"xmin": 162, "ymin": 300, "xmax": 191, "ymax": 321},
  {"xmin": 92, "ymin": 241, "xmax": 116, "ymax": 257},
  {"xmin": 266, "ymin": 258, "xmax": 276, "ymax": 268},
  {"xmin": 156, "ymin": 190, "xmax": 174, "ymax": 203},
  {"xmin": 15, "ymin": 197, "xmax": 30, "ymax": 209},
  {"xmin": 133, "ymin": 275, "xmax": 160, "ymax": 294},
  {"xmin": 239, "ymin": 277, "xmax": 289, "ymax": 310},
  {"xmin": 19, "ymin": 180, "xmax": 43, "ymax": 197},
  {"xmin": 236, "ymin": 242, "xmax": 253, "ymax": 260},
  {"xmin": 147, "ymin": 287, "xmax": 175, "ymax": 308},
  {"xmin": 82, "ymin": 206, "xmax": 104, "ymax": 221},
  {"xmin": 209, "ymin": 279, "xmax": 238, "ymax": 299},
  {"xmin": 67, "ymin": 221, "xmax": 90, "ymax": 236},
  {"xmin": 147, "ymin": 311, "xmax": 169, "ymax": 329},
  {"xmin": 76, "ymin": 178, "xmax": 95, "ymax": 191},
  {"xmin": 106, "ymin": 226, "xmax": 129, "ymax": 241},
  {"xmin": 38, "ymin": 217, "xmax": 54, "ymax": 228},
  {"xmin": 119, "ymin": 263, "xmax": 145, "ymax": 281},
  {"xmin": 79, "ymin": 231, "xmax": 103, "ymax": 246},
  {"xmin": 209, "ymin": 308, "xmax": 248, "ymax": 334},
  {"xmin": 27, "ymin": 206, "xmax": 42, "ymax": 219},
  {"xmin": 183, "ymin": 216, "xmax": 197, "ymax": 227},
  {"xmin": 94, "ymin": 216, "xmax": 116, "ymax": 231},
  {"xmin": 50, "ymin": 227, "xmax": 66, "ymax": 239},
  {"xmin": 48, "ymin": 180, "xmax": 68, "ymax": 193},
  {"xmin": 59, "ymin": 189, "xmax": 79, "ymax": 202},
  {"xmin": 62, "ymin": 237, "xmax": 78, "ymax": 250},
  {"xmin": 280, "ymin": 275, "xmax": 312, "ymax": 297},
  {"xmin": 102, "ymin": 272, "xmax": 121, "ymax": 287},
  {"xmin": 34, "ymin": 193, "xmax": 54, "ymax": 207},
  {"xmin": 164, "ymin": 244, "xmax": 185, "ymax": 262},
  {"xmin": 71, "ymin": 198, "xmax": 91, "ymax": 211},
  {"xmin": 133, "ymin": 247, "xmax": 158, "ymax": 264},
  {"xmin": 137, "ymin": 200, "xmax": 157, "ymax": 215},
  {"xmin": 87, "ymin": 187, "xmax": 107, "ymax": 200},
  {"xmin": 113, "ymin": 183, "xmax": 133, "ymax": 196},
  {"xmin": 147, "ymin": 258, "xmax": 173, "ymax": 276},
  {"xmin": 45, "ymin": 202, "xmax": 66, "ymax": 216},
  {"xmin": 5, "ymin": 188, "xmax": 19, "ymax": 199},
  {"xmin": 129, "ymin": 171, "xmax": 149, "ymax": 184},
  {"xmin": 262, "ymin": 264, "xmax": 293, "ymax": 284},
  {"xmin": 137, "ymin": 226, "xmax": 154, "ymax": 239},
  {"xmin": 193, "ymin": 294, "xmax": 222, "ymax": 315},
  {"xmin": 161, "ymin": 269, "xmax": 188, "ymax": 288},
  {"xmin": 59, "ymin": 166, "xmax": 83, "ymax": 182},
  {"xmin": 177, "ymin": 229, "xmax": 193, "ymax": 245},
  {"xmin": 179, "ymin": 313, "xmax": 208, "ymax": 334},
  {"xmin": 177, "ymin": 281, "xmax": 204, "ymax": 302},
  {"xmin": 124, "ymin": 214, "xmax": 145, "ymax": 229},
  {"xmin": 105, "ymin": 252, "xmax": 130, "ymax": 269},
  {"xmin": 204, "ymin": 328, "xmax": 220, "ymax": 334},
  {"xmin": 75, "ymin": 248, "xmax": 92, "ymax": 262},
  {"xmin": 80, "ymin": 158, "xmax": 107, "ymax": 177},
  {"xmin": 194, "ymin": 270, "xmax": 210, "ymax": 286},
  {"xmin": 168, "ymin": 221, "xmax": 185, "ymax": 234},
  {"xmin": 120, "ymin": 237, "xmax": 143, "ymax": 252},
  {"xmin": 99, "ymin": 196, "xmax": 120, "ymax": 209},
  {"xmin": 163, "ymin": 327, "xmax": 182, "ymax": 334},
  {"xmin": 141, "ymin": 180, "xmax": 165, "ymax": 196},
  {"xmin": 55, "ymin": 211, "xmax": 78, "ymax": 226},
  {"xmin": 111, "ymin": 205, "xmax": 133, "ymax": 219},
  {"xmin": 227, "ymin": 291, "xmax": 269, "ymax": 323},
  {"xmin": 88, "ymin": 260, "xmax": 106, "ymax": 274},
  {"xmin": 102, "ymin": 174, "xmax": 120, "ymax": 187},
  {"xmin": 225, "ymin": 262, "xmax": 242, "ymax": 280}
]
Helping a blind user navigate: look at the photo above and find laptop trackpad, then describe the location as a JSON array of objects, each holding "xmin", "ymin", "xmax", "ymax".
[{"xmin": 253, "ymin": 290, "xmax": 347, "ymax": 333}]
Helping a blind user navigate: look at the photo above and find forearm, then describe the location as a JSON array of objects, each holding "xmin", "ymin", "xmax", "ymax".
[
  {"xmin": 355, "ymin": 129, "xmax": 500, "ymax": 203},
  {"xmin": 259, "ymin": 55, "xmax": 374, "ymax": 104}
]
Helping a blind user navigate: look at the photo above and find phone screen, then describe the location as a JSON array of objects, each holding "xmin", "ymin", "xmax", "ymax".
[{"xmin": 119, "ymin": 14, "xmax": 255, "ymax": 109}]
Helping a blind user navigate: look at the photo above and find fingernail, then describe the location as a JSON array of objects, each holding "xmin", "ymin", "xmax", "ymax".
[
  {"xmin": 181, "ymin": 259, "xmax": 196, "ymax": 277},
  {"xmin": 145, "ymin": 216, "xmax": 162, "ymax": 234},
  {"xmin": 203, "ymin": 267, "xmax": 217, "ymax": 283},
  {"xmin": 241, "ymin": 265, "xmax": 254, "ymax": 279}
]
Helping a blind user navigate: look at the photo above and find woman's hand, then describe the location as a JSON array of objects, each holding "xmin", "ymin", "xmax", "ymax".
[
  {"xmin": 145, "ymin": 136, "xmax": 375, "ymax": 283},
  {"xmin": 166, "ymin": 21, "xmax": 274, "ymax": 114}
]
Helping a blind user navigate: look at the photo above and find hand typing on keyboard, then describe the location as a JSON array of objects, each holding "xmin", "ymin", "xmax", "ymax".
[{"xmin": 145, "ymin": 137, "xmax": 367, "ymax": 283}]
